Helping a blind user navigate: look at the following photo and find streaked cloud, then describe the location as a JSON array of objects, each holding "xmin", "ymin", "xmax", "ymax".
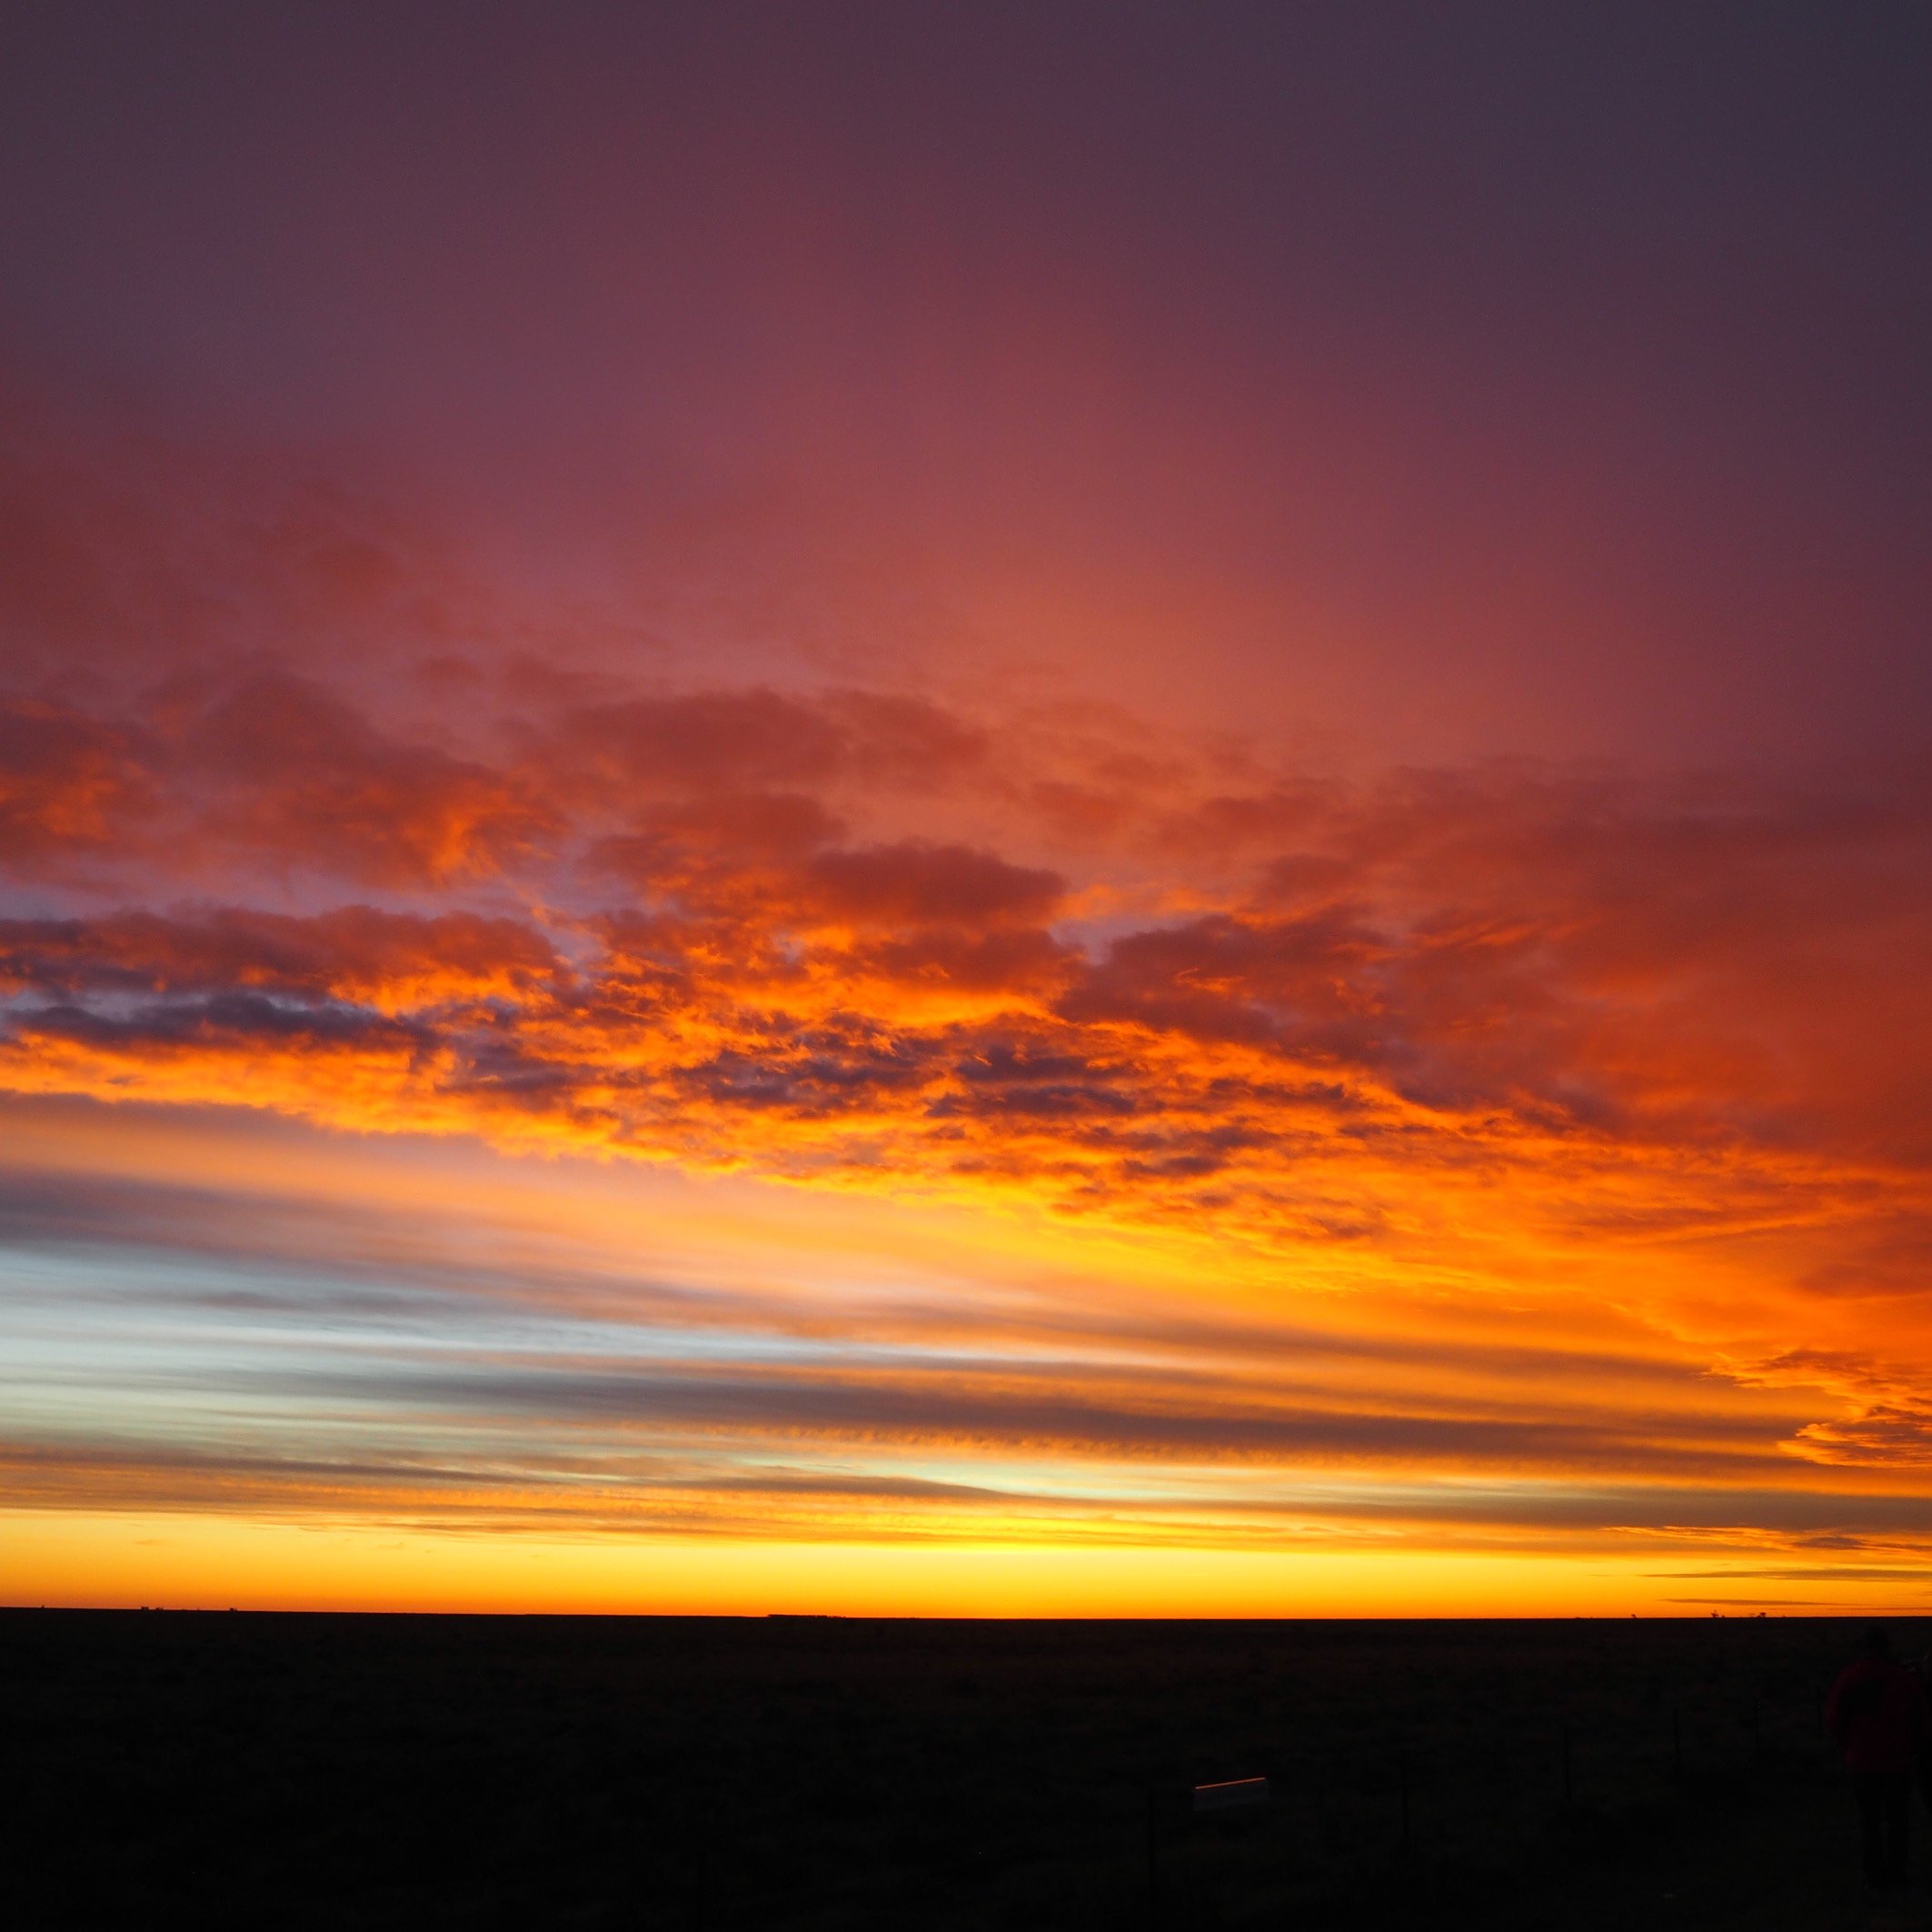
[{"xmin": 3, "ymin": 8, "xmax": 1930, "ymax": 1610}]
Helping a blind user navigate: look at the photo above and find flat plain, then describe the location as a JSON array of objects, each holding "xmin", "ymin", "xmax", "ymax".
[{"xmin": 2, "ymin": 1609, "xmax": 1921, "ymax": 1928}]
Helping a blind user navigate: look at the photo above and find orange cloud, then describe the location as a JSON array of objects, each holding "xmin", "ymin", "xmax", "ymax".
[
  {"xmin": 4, "ymin": 644, "xmax": 1931, "ymax": 1600},
  {"xmin": 0, "ymin": 696, "xmax": 1923, "ymax": 1282},
  {"xmin": 0, "ymin": 698, "xmax": 153, "ymax": 871}
]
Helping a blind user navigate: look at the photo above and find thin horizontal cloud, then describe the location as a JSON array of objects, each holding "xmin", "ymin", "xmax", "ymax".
[
  {"xmin": 4, "ymin": 1127, "xmax": 1899, "ymax": 1556},
  {"xmin": 4, "ymin": 452, "xmax": 1932, "ymax": 1569},
  {"xmin": 0, "ymin": 904, "xmax": 563, "ymax": 1007},
  {"xmin": 1795, "ymin": 1406, "xmax": 1932, "ymax": 1467},
  {"xmin": 0, "ymin": 1139, "xmax": 1825, "ymax": 1409},
  {"xmin": 8, "ymin": 1404, "xmax": 1932, "ymax": 1549}
]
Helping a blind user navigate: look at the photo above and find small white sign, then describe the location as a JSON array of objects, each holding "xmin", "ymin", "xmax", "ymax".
[{"xmin": 1192, "ymin": 1776, "xmax": 1270, "ymax": 1812}]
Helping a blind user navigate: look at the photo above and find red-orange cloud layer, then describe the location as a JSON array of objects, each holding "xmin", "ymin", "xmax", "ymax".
[
  {"xmin": 4, "ymin": 131, "xmax": 1931, "ymax": 1608},
  {"xmin": 4, "ymin": 555, "xmax": 1931, "ymax": 1608}
]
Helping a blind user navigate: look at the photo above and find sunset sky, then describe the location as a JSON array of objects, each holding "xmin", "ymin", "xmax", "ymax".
[{"xmin": 4, "ymin": 4, "xmax": 1931, "ymax": 1616}]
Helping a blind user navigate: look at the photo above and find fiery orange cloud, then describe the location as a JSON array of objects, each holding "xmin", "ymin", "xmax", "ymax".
[
  {"xmin": 5, "ymin": 7, "xmax": 1932, "ymax": 1620},
  {"xmin": 3, "ymin": 409, "xmax": 1931, "ymax": 1618}
]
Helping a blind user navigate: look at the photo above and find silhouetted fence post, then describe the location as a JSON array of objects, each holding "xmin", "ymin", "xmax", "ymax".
[
  {"xmin": 1399, "ymin": 1750, "xmax": 1410, "ymax": 1851},
  {"xmin": 1560, "ymin": 1726, "xmax": 1572, "ymax": 1808}
]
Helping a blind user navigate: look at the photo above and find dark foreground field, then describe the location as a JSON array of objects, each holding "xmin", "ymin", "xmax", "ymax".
[{"xmin": 2, "ymin": 1609, "xmax": 1924, "ymax": 1929}]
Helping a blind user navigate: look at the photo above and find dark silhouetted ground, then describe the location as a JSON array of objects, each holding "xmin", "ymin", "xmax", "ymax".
[{"xmin": 2, "ymin": 1609, "xmax": 1923, "ymax": 1928}]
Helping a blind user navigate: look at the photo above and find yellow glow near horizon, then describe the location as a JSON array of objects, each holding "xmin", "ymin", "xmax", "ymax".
[
  {"xmin": 10, "ymin": 1510, "xmax": 1921, "ymax": 1619},
  {"xmin": 4, "ymin": 583, "xmax": 1931, "ymax": 1620},
  {"xmin": 5, "ymin": 1087, "xmax": 1931, "ymax": 1616}
]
